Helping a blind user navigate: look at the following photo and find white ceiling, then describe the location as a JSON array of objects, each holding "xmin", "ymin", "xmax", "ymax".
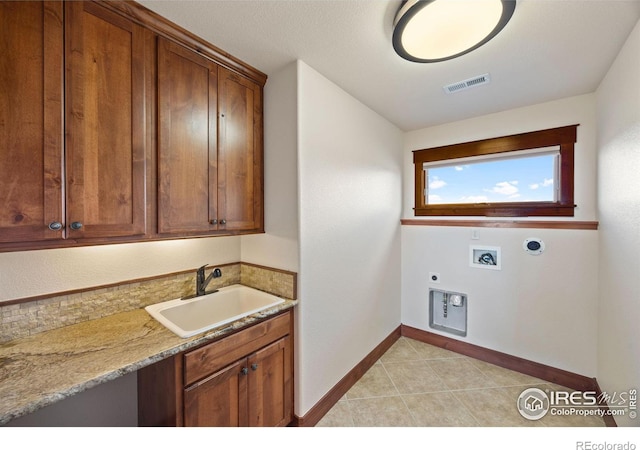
[{"xmin": 138, "ymin": 0, "xmax": 640, "ymax": 131}]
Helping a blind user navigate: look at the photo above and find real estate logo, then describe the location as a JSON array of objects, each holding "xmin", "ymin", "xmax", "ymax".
[
  {"xmin": 517, "ymin": 387, "xmax": 637, "ymax": 421},
  {"xmin": 517, "ymin": 387, "xmax": 550, "ymax": 420}
]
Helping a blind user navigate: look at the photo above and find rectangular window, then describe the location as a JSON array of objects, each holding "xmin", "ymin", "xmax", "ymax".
[
  {"xmin": 425, "ymin": 147, "xmax": 559, "ymax": 205},
  {"xmin": 412, "ymin": 125, "xmax": 578, "ymax": 217}
]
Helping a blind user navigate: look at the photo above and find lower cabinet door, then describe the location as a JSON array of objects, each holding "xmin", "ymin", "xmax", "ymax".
[
  {"xmin": 247, "ymin": 336, "xmax": 293, "ymax": 427},
  {"xmin": 183, "ymin": 358, "xmax": 248, "ymax": 427},
  {"xmin": 182, "ymin": 333, "xmax": 293, "ymax": 427}
]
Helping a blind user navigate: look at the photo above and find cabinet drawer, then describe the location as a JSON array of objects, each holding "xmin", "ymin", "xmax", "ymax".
[{"xmin": 184, "ymin": 311, "xmax": 290, "ymax": 386}]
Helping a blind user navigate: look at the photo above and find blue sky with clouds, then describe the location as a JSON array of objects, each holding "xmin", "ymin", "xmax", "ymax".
[{"xmin": 427, "ymin": 153, "xmax": 556, "ymax": 204}]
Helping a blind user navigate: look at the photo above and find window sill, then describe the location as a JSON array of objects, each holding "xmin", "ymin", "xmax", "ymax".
[
  {"xmin": 401, "ymin": 219, "xmax": 598, "ymax": 230},
  {"xmin": 414, "ymin": 202, "xmax": 575, "ymax": 217}
]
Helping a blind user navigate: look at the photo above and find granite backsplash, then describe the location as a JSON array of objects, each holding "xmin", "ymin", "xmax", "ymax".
[{"xmin": 0, "ymin": 262, "xmax": 296, "ymax": 344}]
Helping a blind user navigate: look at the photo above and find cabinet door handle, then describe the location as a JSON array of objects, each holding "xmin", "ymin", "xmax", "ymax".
[
  {"xmin": 251, "ymin": 363, "xmax": 258, "ymax": 371},
  {"xmin": 210, "ymin": 219, "xmax": 218, "ymax": 225},
  {"xmin": 219, "ymin": 219, "xmax": 226, "ymax": 225},
  {"xmin": 70, "ymin": 221, "xmax": 83, "ymax": 230},
  {"xmin": 240, "ymin": 367, "xmax": 248, "ymax": 375},
  {"xmin": 48, "ymin": 221, "xmax": 63, "ymax": 231}
]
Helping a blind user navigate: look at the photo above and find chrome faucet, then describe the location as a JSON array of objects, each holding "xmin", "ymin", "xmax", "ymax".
[{"xmin": 196, "ymin": 264, "xmax": 222, "ymax": 297}]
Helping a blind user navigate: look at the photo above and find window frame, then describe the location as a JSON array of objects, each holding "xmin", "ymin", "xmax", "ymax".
[{"xmin": 413, "ymin": 125, "xmax": 578, "ymax": 217}]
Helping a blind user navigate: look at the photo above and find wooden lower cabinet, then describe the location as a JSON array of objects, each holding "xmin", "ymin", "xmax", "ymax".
[
  {"xmin": 184, "ymin": 358, "xmax": 247, "ymax": 427},
  {"xmin": 247, "ymin": 337, "xmax": 292, "ymax": 427},
  {"xmin": 138, "ymin": 310, "xmax": 293, "ymax": 427}
]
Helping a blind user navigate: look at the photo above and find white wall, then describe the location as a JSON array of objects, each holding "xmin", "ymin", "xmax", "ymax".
[
  {"xmin": 241, "ymin": 62, "xmax": 299, "ymax": 272},
  {"xmin": 0, "ymin": 237, "xmax": 241, "ymax": 303},
  {"xmin": 596, "ymin": 19, "xmax": 640, "ymax": 428},
  {"xmin": 402, "ymin": 94, "xmax": 598, "ymax": 221},
  {"xmin": 295, "ymin": 61, "xmax": 403, "ymax": 416},
  {"xmin": 401, "ymin": 94, "xmax": 599, "ymax": 376}
]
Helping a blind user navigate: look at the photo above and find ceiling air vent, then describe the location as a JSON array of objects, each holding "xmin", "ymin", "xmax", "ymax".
[{"xmin": 443, "ymin": 73, "xmax": 491, "ymax": 94}]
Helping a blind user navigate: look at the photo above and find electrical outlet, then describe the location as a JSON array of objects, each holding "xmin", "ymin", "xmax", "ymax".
[{"xmin": 429, "ymin": 272, "xmax": 440, "ymax": 283}]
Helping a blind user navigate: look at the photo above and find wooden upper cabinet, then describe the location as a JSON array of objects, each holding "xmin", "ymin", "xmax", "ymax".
[
  {"xmin": 0, "ymin": 0, "xmax": 265, "ymax": 251},
  {"xmin": 64, "ymin": 1, "xmax": 149, "ymax": 239},
  {"xmin": 157, "ymin": 41, "xmax": 264, "ymax": 235},
  {"xmin": 218, "ymin": 67, "xmax": 264, "ymax": 232},
  {"xmin": 0, "ymin": 1, "xmax": 64, "ymax": 243},
  {"xmin": 157, "ymin": 37, "xmax": 218, "ymax": 235}
]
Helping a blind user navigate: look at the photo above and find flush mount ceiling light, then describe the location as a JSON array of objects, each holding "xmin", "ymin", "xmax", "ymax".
[{"xmin": 393, "ymin": 0, "xmax": 516, "ymax": 63}]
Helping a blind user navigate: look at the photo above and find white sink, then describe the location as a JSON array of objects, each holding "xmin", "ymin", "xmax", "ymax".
[{"xmin": 145, "ymin": 284, "xmax": 285, "ymax": 338}]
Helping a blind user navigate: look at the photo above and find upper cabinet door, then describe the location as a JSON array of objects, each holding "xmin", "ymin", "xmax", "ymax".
[
  {"xmin": 218, "ymin": 67, "xmax": 263, "ymax": 232},
  {"xmin": 157, "ymin": 37, "xmax": 219, "ymax": 235},
  {"xmin": 0, "ymin": 2, "xmax": 64, "ymax": 244},
  {"xmin": 65, "ymin": 2, "xmax": 149, "ymax": 239}
]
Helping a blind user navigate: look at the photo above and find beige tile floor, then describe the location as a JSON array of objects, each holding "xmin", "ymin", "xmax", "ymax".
[{"xmin": 316, "ymin": 337, "xmax": 606, "ymax": 427}]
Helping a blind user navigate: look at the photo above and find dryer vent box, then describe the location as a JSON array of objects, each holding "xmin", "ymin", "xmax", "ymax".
[{"xmin": 429, "ymin": 289, "xmax": 467, "ymax": 337}]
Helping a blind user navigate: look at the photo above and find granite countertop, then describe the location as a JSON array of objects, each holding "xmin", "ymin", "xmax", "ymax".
[{"xmin": 0, "ymin": 299, "xmax": 297, "ymax": 425}]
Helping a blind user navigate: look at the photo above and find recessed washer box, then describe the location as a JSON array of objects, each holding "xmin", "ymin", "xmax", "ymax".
[{"xmin": 429, "ymin": 289, "xmax": 467, "ymax": 337}]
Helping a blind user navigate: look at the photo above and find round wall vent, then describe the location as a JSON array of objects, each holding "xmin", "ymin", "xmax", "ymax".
[{"xmin": 523, "ymin": 238, "xmax": 545, "ymax": 255}]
